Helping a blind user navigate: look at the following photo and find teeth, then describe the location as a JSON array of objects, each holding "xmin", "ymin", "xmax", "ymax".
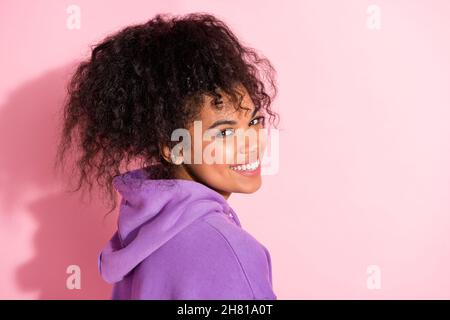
[{"xmin": 230, "ymin": 159, "xmax": 260, "ymax": 171}]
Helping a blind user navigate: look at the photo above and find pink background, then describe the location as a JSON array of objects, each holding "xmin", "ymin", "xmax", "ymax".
[{"xmin": 1, "ymin": 0, "xmax": 450, "ymax": 299}]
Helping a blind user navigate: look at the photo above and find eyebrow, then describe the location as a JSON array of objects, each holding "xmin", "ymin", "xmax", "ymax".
[{"xmin": 207, "ymin": 107, "xmax": 259, "ymax": 130}]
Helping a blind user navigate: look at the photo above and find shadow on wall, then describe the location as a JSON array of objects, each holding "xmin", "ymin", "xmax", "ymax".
[{"xmin": 0, "ymin": 63, "xmax": 117, "ymax": 299}]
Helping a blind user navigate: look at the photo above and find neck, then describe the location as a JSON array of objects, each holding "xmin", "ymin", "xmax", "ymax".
[{"xmin": 173, "ymin": 164, "xmax": 231, "ymax": 201}]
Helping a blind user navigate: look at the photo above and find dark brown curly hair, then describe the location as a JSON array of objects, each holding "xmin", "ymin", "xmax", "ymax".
[{"xmin": 54, "ymin": 12, "xmax": 279, "ymax": 214}]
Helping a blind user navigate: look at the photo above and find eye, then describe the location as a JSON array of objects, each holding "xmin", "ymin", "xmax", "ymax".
[
  {"xmin": 249, "ymin": 115, "xmax": 265, "ymax": 127},
  {"xmin": 217, "ymin": 128, "xmax": 235, "ymax": 138}
]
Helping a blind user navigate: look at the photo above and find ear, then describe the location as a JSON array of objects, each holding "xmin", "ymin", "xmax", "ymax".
[{"xmin": 161, "ymin": 145, "xmax": 171, "ymax": 163}]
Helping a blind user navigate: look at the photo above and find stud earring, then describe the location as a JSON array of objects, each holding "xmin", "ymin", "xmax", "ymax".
[{"xmin": 171, "ymin": 155, "xmax": 184, "ymax": 165}]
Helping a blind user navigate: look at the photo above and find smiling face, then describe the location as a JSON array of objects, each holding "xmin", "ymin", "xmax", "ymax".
[{"xmin": 163, "ymin": 84, "xmax": 267, "ymax": 199}]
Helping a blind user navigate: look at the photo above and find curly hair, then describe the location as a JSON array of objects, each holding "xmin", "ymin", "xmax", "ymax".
[{"xmin": 54, "ymin": 12, "xmax": 279, "ymax": 214}]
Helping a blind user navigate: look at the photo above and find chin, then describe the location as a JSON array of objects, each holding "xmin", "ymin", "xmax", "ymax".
[{"xmin": 234, "ymin": 179, "xmax": 262, "ymax": 194}]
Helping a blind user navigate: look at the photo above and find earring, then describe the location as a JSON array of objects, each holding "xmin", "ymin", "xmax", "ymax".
[{"xmin": 171, "ymin": 155, "xmax": 184, "ymax": 165}]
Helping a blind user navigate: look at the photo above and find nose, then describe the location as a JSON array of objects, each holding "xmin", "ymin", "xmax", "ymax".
[{"xmin": 237, "ymin": 131, "xmax": 259, "ymax": 163}]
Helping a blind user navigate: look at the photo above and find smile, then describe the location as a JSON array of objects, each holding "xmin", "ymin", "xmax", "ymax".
[{"xmin": 229, "ymin": 159, "xmax": 260, "ymax": 171}]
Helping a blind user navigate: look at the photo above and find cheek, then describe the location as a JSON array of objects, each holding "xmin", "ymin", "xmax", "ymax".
[
  {"xmin": 223, "ymin": 137, "xmax": 237, "ymax": 164},
  {"xmin": 201, "ymin": 137, "xmax": 236, "ymax": 165}
]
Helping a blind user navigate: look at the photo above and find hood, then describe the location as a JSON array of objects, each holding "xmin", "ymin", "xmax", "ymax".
[{"xmin": 98, "ymin": 164, "xmax": 240, "ymax": 284}]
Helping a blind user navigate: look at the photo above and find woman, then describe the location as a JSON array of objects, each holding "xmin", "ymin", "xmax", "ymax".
[{"xmin": 55, "ymin": 12, "xmax": 279, "ymax": 300}]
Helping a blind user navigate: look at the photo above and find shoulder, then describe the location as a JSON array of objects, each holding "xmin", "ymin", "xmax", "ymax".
[
  {"xmin": 200, "ymin": 213, "xmax": 274, "ymax": 284},
  {"xmin": 135, "ymin": 212, "xmax": 276, "ymax": 299}
]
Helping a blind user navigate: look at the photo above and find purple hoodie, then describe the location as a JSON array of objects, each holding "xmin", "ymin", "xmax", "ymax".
[{"xmin": 98, "ymin": 165, "xmax": 277, "ymax": 300}]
